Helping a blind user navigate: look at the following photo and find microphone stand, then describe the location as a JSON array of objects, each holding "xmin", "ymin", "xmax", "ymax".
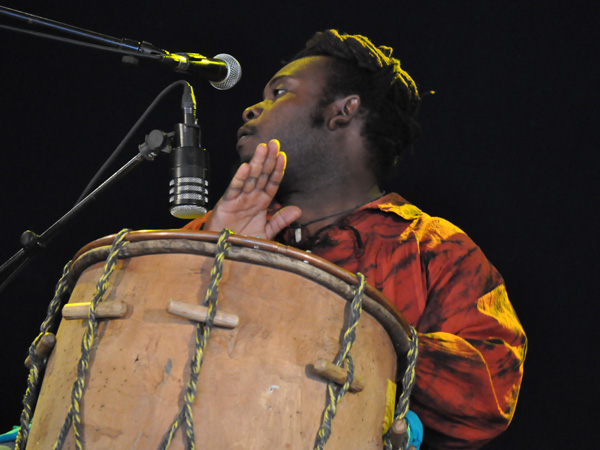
[
  {"xmin": 0, "ymin": 130, "xmax": 174, "ymax": 295},
  {"xmin": 0, "ymin": 6, "xmax": 221, "ymax": 75},
  {"xmin": 0, "ymin": 5, "xmax": 167, "ymax": 59},
  {"xmin": 0, "ymin": 8, "xmax": 215, "ymax": 296}
]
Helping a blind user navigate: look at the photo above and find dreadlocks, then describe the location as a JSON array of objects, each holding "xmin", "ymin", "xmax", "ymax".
[{"xmin": 293, "ymin": 30, "xmax": 421, "ymax": 182}]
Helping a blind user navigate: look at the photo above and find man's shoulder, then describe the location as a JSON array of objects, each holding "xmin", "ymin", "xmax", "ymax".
[
  {"xmin": 376, "ymin": 193, "xmax": 424, "ymax": 221},
  {"xmin": 376, "ymin": 193, "xmax": 467, "ymax": 240}
]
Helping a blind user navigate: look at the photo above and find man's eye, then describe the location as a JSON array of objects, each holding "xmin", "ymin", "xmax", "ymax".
[{"xmin": 273, "ymin": 88, "xmax": 286, "ymax": 97}]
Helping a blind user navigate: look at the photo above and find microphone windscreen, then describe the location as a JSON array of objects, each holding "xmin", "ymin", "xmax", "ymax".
[{"xmin": 210, "ymin": 53, "xmax": 242, "ymax": 90}]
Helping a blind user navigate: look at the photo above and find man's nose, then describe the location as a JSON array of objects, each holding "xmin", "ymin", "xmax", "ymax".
[{"xmin": 242, "ymin": 103, "xmax": 263, "ymax": 122}]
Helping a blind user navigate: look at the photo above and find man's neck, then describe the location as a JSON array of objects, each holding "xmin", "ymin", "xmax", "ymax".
[{"xmin": 278, "ymin": 184, "xmax": 383, "ymax": 236}]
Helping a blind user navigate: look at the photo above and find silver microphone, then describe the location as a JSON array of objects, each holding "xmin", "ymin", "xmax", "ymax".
[{"xmin": 168, "ymin": 52, "xmax": 242, "ymax": 90}]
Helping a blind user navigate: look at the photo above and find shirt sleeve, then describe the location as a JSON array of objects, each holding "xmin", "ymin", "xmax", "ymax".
[
  {"xmin": 181, "ymin": 211, "xmax": 212, "ymax": 230},
  {"xmin": 408, "ymin": 220, "xmax": 527, "ymax": 449}
]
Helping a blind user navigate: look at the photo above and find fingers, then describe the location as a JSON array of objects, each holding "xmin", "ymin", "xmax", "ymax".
[
  {"xmin": 261, "ymin": 140, "xmax": 283, "ymax": 188},
  {"xmin": 223, "ymin": 163, "xmax": 251, "ymax": 200},
  {"xmin": 243, "ymin": 142, "xmax": 269, "ymax": 192},
  {"xmin": 209, "ymin": 139, "xmax": 288, "ymax": 237},
  {"xmin": 224, "ymin": 140, "xmax": 284, "ymax": 200},
  {"xmin": 265, "ymin": 148, "xmax": 287, "ymax": 197}
]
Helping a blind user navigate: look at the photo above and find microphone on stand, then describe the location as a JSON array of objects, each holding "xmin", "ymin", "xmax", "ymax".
[
  {"xmin": 124, "ymin": 46, "xmax": 242, "ymax": 90},
  {"xmin": 168, "ymin": 83, "xmax": 209, "ymax": 219},
  {"xmin": 166, "ymin": 52, "xmax": 242, "ymax": 90},
  {"xmin": 0, "ymin": 7, "xmax": 242, "ymax": 88}
]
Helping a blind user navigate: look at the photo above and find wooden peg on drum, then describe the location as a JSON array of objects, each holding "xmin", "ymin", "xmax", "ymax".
[
  {"xmin": 167, "ymin": 299, "xmax": 240, "ymax": 328},
  {"xmin": 312, "ymin": 358, "xmax": 366, "ymax": 392},
  {"xmin": 24, "ymin": 332, "xmax": 56, "ymax": 368},
  {"xmin": 62, "ymin": 301, "xmax": 128, "ymax": 320},
  {"xmin": 389, "ymin": 418, "xmax": 416, "ymax": 450}
]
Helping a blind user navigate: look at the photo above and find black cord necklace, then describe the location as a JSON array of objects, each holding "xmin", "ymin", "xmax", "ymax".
[{"xmin": 290, "ymin": 192, "xmax": 386, "ymax": 243}]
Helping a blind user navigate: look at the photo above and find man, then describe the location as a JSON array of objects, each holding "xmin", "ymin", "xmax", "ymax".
[{"xmin": 185, "ymin": 30, "xmax": 526, "ymax": 449}]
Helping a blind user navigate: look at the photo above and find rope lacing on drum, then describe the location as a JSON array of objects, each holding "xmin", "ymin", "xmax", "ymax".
[
  {"xmin": 313, "ymin": 272, "xmax": 366, "ymax": 450},
  {"xmin": 52, "ymin": 228, "xmax": 131, "ymax": 450},
  {"xmin": 158, "ymin": 228, "xmax": 233, "ymax": 450},
  {"xmin": 15, "ymin": 261, "xmax": 73, "ymax": 450},
  {"xmin": 383, "ymin": 325, "xmax": 419, "ymax": 450}
]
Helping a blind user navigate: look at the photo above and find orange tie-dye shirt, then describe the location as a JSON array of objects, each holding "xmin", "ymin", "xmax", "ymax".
[{"xmin": 184, "ymin": 193, "xmax": 527, "ymax": 449}]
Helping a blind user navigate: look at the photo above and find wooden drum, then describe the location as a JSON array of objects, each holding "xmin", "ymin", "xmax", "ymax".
[{"xmin": 26, "ymin": 230, "xmax": 411, "ymax": 449}]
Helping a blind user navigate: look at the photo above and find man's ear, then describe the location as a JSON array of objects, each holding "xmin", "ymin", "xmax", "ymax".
[{"xmin": 327, "ymin": 95, "xmax": 361, "ymax": 130}]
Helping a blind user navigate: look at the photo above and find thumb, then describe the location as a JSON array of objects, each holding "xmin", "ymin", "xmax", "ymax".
[{"xmin": 265, "ymin": 206, "xmax": 302, "ymax": 240}]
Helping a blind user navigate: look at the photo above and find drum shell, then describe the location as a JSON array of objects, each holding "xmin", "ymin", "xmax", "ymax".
[{"xmin": 26, "ymin": 234, "xmax": 407, "ymax": 449}]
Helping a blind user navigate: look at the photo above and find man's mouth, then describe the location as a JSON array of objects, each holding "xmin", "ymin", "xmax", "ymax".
[{"xmin": 237, "ymin": 125, "xmax": 255, "ymax": 141}]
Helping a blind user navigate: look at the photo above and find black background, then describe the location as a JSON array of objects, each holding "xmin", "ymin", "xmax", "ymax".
[{"xmin": 0, "ymin": 2, "xmax": 597, "ymax": 448}]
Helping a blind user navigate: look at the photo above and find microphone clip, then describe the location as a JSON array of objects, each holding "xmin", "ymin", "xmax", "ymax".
[{"xmin": 138, "ymin": 129, "xmax": 175, "ymax": 160}]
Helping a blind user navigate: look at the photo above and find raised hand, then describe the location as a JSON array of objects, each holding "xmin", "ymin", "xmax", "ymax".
[{"xmin": 204, "ymin": 139, "xmax": 302, "ymax": 239}]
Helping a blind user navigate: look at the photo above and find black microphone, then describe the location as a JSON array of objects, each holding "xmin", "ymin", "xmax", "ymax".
[
  {"xmin": 162, "ymin": 52, "xmax": 242, "ymax": 90},
  {"xmin": 169, "ymin": 83, "xmax": 209, "ymax": 219}
]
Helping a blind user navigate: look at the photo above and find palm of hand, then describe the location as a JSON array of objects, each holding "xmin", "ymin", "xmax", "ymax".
[{"xmin": 205, "ymin": 140, "xmax": 301, "ymax": 239}]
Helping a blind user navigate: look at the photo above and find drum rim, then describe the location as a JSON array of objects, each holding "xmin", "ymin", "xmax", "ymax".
[{"xmin": 70, "ymin": 230, "xmax": 412, "ymax": 351}]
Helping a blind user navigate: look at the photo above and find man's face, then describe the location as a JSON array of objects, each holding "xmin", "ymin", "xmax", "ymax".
[{"xmin": 236, "ymin": 56, "xmax": 335, "ymax": 193}]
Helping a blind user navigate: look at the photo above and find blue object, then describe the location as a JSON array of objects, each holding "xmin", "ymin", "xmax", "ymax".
[
  {"xmin": 405, "ymin": 410, "xmax": 424, "ymax": 449},
  {"xmin": 0, "ymin": 426, "xmax": 19, "ymax": 443}
]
